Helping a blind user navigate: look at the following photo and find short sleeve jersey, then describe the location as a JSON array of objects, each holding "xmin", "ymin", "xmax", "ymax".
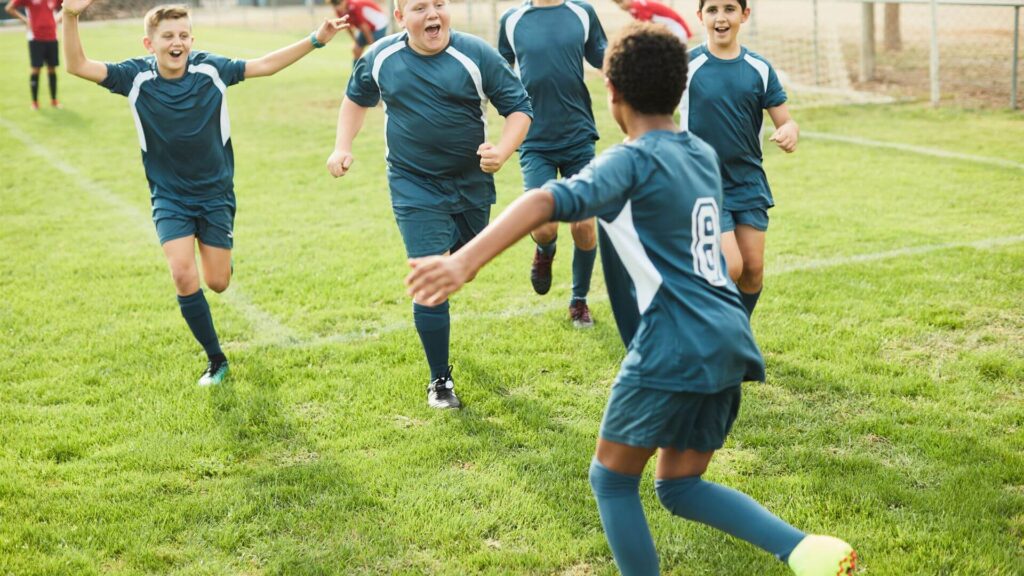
[
  {"xmin": 628, "ymin": 0, "xmax": 691, "ymax": 42},
  {"xmin": 338, "ymin": 0, "xmax": 389, "ymax": 33},
  {"xmin": 545, "ymin": 130, "xmax": 765, "ymax": 393},
  {"xmin": 100, "ymin": 52, "xmax": 247, "ymax": 204},
  {"xmin": 498, "ymin": 0, "xmax": 606, "ymax": 152},
  {"xmin": 10, "ymin": 0, "xmax": 61, "ymax": 41},
  {"xmin": 346, "ymin": 31, "xmax": 533, "ymax": 192},
  {"xmin": 680, "ymin": 45, "xmax": 786, "ymax": 211}
]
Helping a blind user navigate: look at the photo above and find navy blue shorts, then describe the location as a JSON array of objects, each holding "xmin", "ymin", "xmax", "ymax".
[
  {"xmin": 393, "ymin": 206, "xmax": 490, "ymax": 258},
  {"xmin": 599, "ymin": 384, "xmax": 741, "ymax": 452},
  {"xmin": 152, "ymin": 197, "xmax": 235, "ymax": 249},
  {"xmin": 519, "ymin": 142, "xmax": 595, "ymax": 191},
  {"xmin": 720, "ymin": 207, "xmax": 770, "ymax": 233},
  {"xmin": 28, "ymin": 40, "xmax": 59, "ymax": 68}
]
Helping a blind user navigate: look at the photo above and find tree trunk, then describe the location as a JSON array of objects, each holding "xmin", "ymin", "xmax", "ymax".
[{"xmin": 884, "ymin": 3, "xmax": 902, "ymax": 51}]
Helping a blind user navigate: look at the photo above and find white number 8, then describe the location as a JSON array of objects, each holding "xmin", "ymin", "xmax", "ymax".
[{"xmin": 690, "ymin": 198, "xmax": 728, "ymax": 287}]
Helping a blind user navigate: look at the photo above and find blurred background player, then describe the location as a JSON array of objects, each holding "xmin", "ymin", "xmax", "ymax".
[
  {"xmin": 498, "ymin": 0, "xmax": 606, "ymax": 328},
  {"xmin": 680, "ymin": 0, "xmax": 798, "ymax": 317},
  {"xmin": 63, "ymin": 1, "xmax": 348, "ymax": 387},
  {"xmin": 330, "ymin": 0, "xmax": 389, "ymax": 63},
  {"xmin": 612, "ymin": 0, "xmax": 691, "ymax": 44},
  {"xmin": 326, "ymin": 0, "xmax": 532, "ymax": 409},
  {"xmin": 405, "ymin": 22, "xmax": 855, "ymax": 576},
  {"xmin": 6, "ymin": 0, "xmax": 64, "ymax": 109}
]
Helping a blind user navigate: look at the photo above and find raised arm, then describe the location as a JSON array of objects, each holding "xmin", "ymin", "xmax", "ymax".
[
  {"xmin": 767, "ymin": 103, "xmax": 798, "ymax": 153},
  {"xmin": 245, "ymin": 17, "xmax": 349, "ymax": 78},
  {"xmin": 326, "ymin": 96, "xmax": 370, "ymax": 178},
  {"xmin": 405, "ymin": 190, "xmax": 555, "ymax": 305},
  {"xmin": 62, "ymin": 0, "xmax": 108, "ymax": 83},
  {"xmin": 477, "ymin": 111, "xmax": 531, "ymax": 174}
]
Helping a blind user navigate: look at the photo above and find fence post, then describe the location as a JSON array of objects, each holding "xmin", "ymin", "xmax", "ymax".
[
  {"xmin": 813, "ymin": 0, "xmax": 820, "ymax": 85},
  {"xmin": 929, "ymin": 0, "xmax": 939, "ymax": 105},
  {"xmin": 860, "ymin": 1, "xmax": 875, "ymax": 82},
  {"xmin": 1013, "ymin": 5, "xmax": 1020, "ymax": 109}
]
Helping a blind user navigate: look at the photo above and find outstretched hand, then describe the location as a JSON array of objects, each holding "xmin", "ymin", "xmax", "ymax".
[
  {"xmin": 405, "ymin": 256, "xmax": 472, "ymax": 307},
  {"xmin": 314, "ymin": 16, "xmax": 350, "ymax": 46}
]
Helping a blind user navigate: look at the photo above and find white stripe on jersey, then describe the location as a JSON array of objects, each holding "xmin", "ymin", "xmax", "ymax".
[
  {"xmin": 371, "ymin": 40, "xmax": 407, "ymax": 162},
  {"xmin": 651, "ymin": 14, "xmax": 687, "ymax": 41},
  {"xmin": 599, "ymin": 200, "xmax": 663, "ymax": 315},
  {"xmin": 678, "ymin": 50, "xmax": 708, "ymax": 132},
  {"xmin": 445, "ymin": 45, "xmax": 489, "ymax": 131},
  {"xmin": 743, "ymin": 53, "xmax": 770, "ymax": 92},
  {"xmin": 127, "ymin": 70, "xmax": 157, "ymax": 152},
  {"xmin": 504, "ymin": 4, "xmax": 531, "ymax": 74},
  {"xmin": 363, "ymin": 6, "xmax": 390, "ymax": 31},
  {"xmin": 564, "ymin": 1, "xmax": 590, "ymax": 43},
  {"xmin": 189, "ymin": 63, "xmax": 231, "ymax": 146}
]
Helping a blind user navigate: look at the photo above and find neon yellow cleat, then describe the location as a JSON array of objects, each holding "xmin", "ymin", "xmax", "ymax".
[{"xmin": 788, "ymin": 534, "xmax": 857, "ymax": 576}]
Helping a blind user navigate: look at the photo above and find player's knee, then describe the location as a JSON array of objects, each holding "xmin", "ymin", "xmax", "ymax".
[
  {"xmin": 655, "ymin": 475, "xmax": 701, "ymax": 517},
  {"xmin": 531, "ymin": 222, "xmax": 558, "ymax": 245},
  {"xmin": 570, "ymin": 220, "xmax": 596, "ymax": 250},
  {"xmin": 740, "ymin": 260, "xmax": 764, "ymax": 288},
  {"xmin": 726, "ymin": 256, "xmax": 743, "ymax": 283},
  {"xmin": 206, "ymin": 277, "xmax": 230, "ymax": 293}
]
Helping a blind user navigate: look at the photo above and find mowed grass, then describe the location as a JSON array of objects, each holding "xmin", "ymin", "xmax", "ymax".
[{"xmin": 1, "ymin": 22, "xmax": 1023, "ymax": 576}]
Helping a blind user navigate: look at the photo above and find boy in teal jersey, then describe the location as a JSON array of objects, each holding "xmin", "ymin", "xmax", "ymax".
[
  {"xmin": 498, "ymin": 0, "xmax": 607, "ymax": 328},
  {"xmin": 406, "ymin": 23, "xmax": 855, "ymax": 576},
  {"xmin": 681, "ymin": 0, "xmax": 798, "ymax": 317},
  {"xmin": 63, "ymin": 1, "xmax": 348, "ymax": 386},
  {"xmin": 326, "ymin": 0, "xmax": 532, "ymax": 409}
]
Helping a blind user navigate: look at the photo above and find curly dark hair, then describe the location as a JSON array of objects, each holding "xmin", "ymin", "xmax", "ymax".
[{"xmin": 604, "ymin": 22, "xmax": 688, "ymax": 115}]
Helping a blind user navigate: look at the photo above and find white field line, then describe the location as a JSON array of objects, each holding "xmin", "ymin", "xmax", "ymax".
[
  {"xmin": 0, "ymin": 115, "xmax": 298, "ymax": 344},
  {"xmin": 802, "ymin": 131, "xmax": 1024, "ymax": 172}
]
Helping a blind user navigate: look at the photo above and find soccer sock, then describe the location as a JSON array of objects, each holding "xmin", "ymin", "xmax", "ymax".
[
  {"xmin": 588, "ymin": 458, "xmax": 660, "ymax": 576},
  {"xmin": 536, "ymin": 238, "xmax": 557, "ymax": 257},
  {"xmin": 47, "ymin": 72, "xmax": 57, "ymax": 101},
  {"xmin": 739, "ymin": 288, "xmax": 762, "ymax": 317},
  {"xmin": 571, "ymin": 246, "xmax": 597, "ymax": 304},
  {"xmin": 413, "ymin": 301, "xmax": 450, "ymax": 380},
  {"xmin": 30, "ymin": 73, "xmax": 39, "ymax": 103},
  {"xmin": 655, "ymin": 475, "xmax": 805, "ymax": 562},
  {"xmin": 177, "ymin": 290, "xmax": 224, "ymax": 360}
]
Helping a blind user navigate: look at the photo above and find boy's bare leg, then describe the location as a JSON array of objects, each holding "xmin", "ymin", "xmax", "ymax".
[
  {"xmin": 721, "ymin": 230, "xmax": 743, "ymax": 283},
  {"xmin": 734, "ymin": 224, "xmax": 765, "ymax": 294},
  {"xmin": 569, "ymin": 218, "xmax": 596, "ymax": 251},
  {"xmin": 198, "ymin": 242, "xmax": 232, "ymax": 293},
  {"xmin": 164, "ymin": 236, "xmax": 228, "ymax": 384},
  {"xmin": 162, "ymin": 236, "xmax": 201, "ymax": 295}
]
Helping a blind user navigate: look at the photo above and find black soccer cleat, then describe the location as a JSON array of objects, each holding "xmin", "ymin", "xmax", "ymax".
[
  {"xmin": 530, "ymin": 246, "xmax": 556, "ymax": 295},
  {"xmin": 427, "ymin": 365, "xmax": 461, "ymax": 409}
]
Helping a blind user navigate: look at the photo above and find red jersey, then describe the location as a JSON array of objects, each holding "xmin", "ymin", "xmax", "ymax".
[
  {"xmin": 629, "ymin": 0, "xmax": 691, "ymax": 41},
  {"xmin": 336, "ymin": 0, "xmax": 389, "ymax": 33},
  {"xmin": 10, "ymin": 0, "xmax": 62, "ymax": 41}
]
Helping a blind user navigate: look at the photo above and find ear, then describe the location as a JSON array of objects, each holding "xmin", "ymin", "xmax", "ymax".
[
  {"xmin": 143, "ymin": 35, "xmax": 154, "ymax": 54},
  {"xmin": 696, "ymin": 8, "xmax": 703, "ymax": 23},
  {"xmin": 741, "ymin": 7, "xmax": 750, "ymax": 22},
  {"xmin": 393, "ymin": 7, "xmax": 405, "ymax": 27},
  {"xmin": 604, "ymin": 76, "xmax": 620, "ymax": 103}
]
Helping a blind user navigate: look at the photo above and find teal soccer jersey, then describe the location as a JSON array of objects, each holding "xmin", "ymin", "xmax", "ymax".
[
  {"xmin": 545, "ymin": 130, "xmax": 765, "ymax": 393},
  {"xmin": 346, "ymin": 31, "xmax": 533, "ymax": 209},
  {"xmin": 498, "ymin": 0, "xmax": 606, "ymax": 152},
  {"xmin": 100, "ymin": 52, "xmax": 247, "ymax": 205},
  {"xmin": 680, "ymin": 45, "xmax": 786, "ymax": 211}
]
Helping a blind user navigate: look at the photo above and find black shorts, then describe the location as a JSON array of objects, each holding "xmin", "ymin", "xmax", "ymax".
[{"xmin": 28, "ymin": 40, "xmax": 59, "ymax": 68}]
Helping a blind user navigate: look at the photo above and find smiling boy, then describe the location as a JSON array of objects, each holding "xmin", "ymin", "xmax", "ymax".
[
  {"xmin": 326, "ymin": 0, "xmax": 532, "ymax": 409},
  {"xmin": 63, "ymin": 2, "xmax": 348, "ymax": 386}
]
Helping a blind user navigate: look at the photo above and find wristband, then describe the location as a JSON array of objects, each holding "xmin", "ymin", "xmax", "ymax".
[{"xmin": 309, "ymin": 31, "xmax": 325, "ymax": 49}]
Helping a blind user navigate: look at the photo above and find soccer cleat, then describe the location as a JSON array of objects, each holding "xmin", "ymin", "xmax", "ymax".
[
  {"xmin": 50, "ymin": 99, "xmax": 62, "ymax": 109},
  {"xmin": 30, "ymin": 101, "xmax": 40, "ymax": 111},
  {"xmin": 198, "ymin": 358, "xmax": 229, "ymax": 387},
  {"xmin": 427, "ymin": 365, "xmax": 461, "ymax": 409},
  {"xmin": 788, "ymin": 535, "xmax": 857, "ymax": 576},
  {"xmin": 569, "ymin": 300, "xmax": 594, "ymax": 329},
  {"xmin": 530, "ymin": 246, "xmax": 556, "ymax": 295}
]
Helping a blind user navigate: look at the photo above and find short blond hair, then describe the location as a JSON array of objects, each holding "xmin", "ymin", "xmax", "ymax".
[{"xmin": 144, "ymin": 4, "xmax": 191, "ymax": 37}]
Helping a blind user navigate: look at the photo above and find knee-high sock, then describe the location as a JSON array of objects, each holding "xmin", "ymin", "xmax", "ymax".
[
  {"xmin": 47, "ymin": 72, "xmax": 57, "ymax": 101},
  {"xmin": 30, "ymin": 73, "xmax": 39, "ymax": 103},
  {"xmin": 589, "ymin": 458, "xmax": 659, "ymax": 576},
  {"xmin": 177, "ymin": 290, "xmax": 224, "ymax": 360},
  {"xmin": 655, "ymin": 475, "xmax": 804, "ymax": 562},
  {"xmin": 413, "ymin": 301, "xmax": 450, "ymax": 380},
  {"xmin": 571, "ymin": 246, "xmax": 597, "ymax": 303},
  {"xmin": 739, "ymin": 288, "xmax": 762, "ymax": 317}
]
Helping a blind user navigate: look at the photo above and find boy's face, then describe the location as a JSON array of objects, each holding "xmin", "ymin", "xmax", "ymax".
[
  {"xmin": 697, "ymin": 0, "xmax": 748, "ymax": 51},
  {"xmin": 396, "ymin": 0, "xmax": 450, "ymax": 56},
  {"xmin": 144, "ymin": 18, "xmax": 193, "ymax": 78}
]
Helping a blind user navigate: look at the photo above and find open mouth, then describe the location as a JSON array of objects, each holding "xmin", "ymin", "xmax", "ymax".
[
  {"xmin": 169, "ymin": 49, "xmax": 184, "ymax": 58},
  {"xmin": 714, "ymin": 25, "xmax": 729, "ymax": 34},
  {"xmin": 425, "ymin": 23, "xmax": 441, "ymax": 38}
]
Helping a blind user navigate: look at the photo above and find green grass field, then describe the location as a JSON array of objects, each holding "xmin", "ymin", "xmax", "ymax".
[{"xmin": 1, "ymin": 21, "xmax": 1023, "ymax": 576}]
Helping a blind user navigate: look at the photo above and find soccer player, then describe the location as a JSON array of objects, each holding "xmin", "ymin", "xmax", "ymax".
[
  {"xmin": 62, "ymin": 1, "xmax": 348, "ymax": 386},
  {"xmin": 612, "ymin": 0, "xmax": 691, "ymax": 44},
  {"xmin": 680, "ymin": 0, "xmax": 798, "ymax": 317},
  {"xmin": 405, "ymin": 23, "xmax": 855, "ymax": 576},
  {"xmin": 325, "ymin": 0, "xmax": 532, "ymax": 409},
  {"xmin": 498, "ymin": 0, "xmax": 607, "ymax": 328},
  {"xmin": 330, "ymin": 0, "xmax": 389, "ymax": 63},
  {"xmin": 6, "ymin": 0, "xmax": 64, "ymax": 109}
]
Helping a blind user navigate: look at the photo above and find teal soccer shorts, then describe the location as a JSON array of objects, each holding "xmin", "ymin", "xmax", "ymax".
[
  {"xmin": 720, "ymin": 207, "xmax": 769, "ymax": 233},
  {"xmin": 519, "ymin": 142, "xmax": 595, "ymax": 191},
  {"xmin": 393, "ymin": 206, "xmax": 490, "ymax": 258},
  {"xmin": 599, "ymin": 384, "xmax": 742, "ymax": 452},
  {"xmin": 153, "ymin": 196, "xmax": 236, "ymax": 249}
]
